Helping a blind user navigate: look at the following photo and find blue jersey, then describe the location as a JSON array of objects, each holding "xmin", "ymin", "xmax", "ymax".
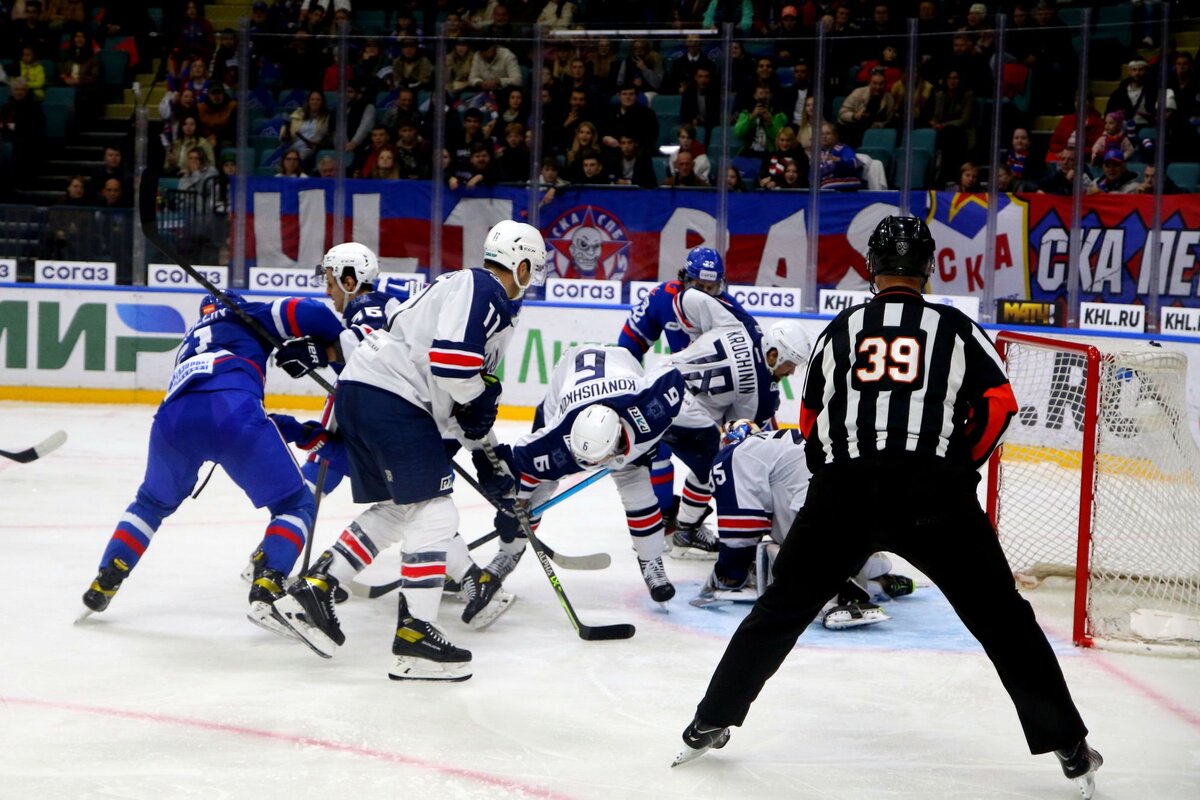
[
  {"xmin": 618, "ymin": 280, "xmax": 753, "ymax": 360},
  {"xmin": 166, "ymin": 295, "xmax": 344, "ymax": 401},
  {"xmin": 511, "ymin": 346, "xmax": 687, "ymax": 483}
]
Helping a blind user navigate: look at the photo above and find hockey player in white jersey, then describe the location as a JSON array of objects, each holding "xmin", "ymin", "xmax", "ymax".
[
  {"xmin": 700, "ymin": 422, "xmax": 917, "ymax": 628},
  {"xmin": 272, "ymin": 220, "xmax": 546, "ymax": 682},
  {"xmin": 479, "ymin": 344, "xmax": 721, "ymax": 605}
]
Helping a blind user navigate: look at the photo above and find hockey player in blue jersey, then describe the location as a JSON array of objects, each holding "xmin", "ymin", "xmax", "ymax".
[
  {"xmin": 272, "ymin": 220, "xmax": 546, "ymax": 682},
  {"xmin": 478, "ymin": 344, "xmax": 721, "ymax": 605},
  {"xmin": 617, "ymin": 246, "xmax": 757, "ymax": 549},
  {"xmin": 80, "ymin": 290, "xmax": 346, "ymax": 632}
]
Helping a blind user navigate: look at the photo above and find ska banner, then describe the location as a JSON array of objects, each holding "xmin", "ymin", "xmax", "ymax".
[{"xmin": 238, "ymin": 179, "xmax": 1200, "ymax": 308}]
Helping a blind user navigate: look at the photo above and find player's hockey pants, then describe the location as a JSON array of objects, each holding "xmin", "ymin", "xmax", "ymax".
[
  {"xmin": 696, "ymin": 455, "xmax": 1088, "ymax": 755},
  {"xmin": 99, "ymin": 389, "xmax": 314, "ymax": 575}
]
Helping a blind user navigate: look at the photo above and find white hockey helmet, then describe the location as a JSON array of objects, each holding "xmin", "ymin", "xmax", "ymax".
[
  {"xmin": 569, "ymin": 405, "xmax": 632, "ymax": 466},
  {"xmin": 761, "ymin": 321, "xmax": 811, "ymax": 371},
  {"xmin": 483, "ymin": 220, "xmax": 547, "ymax": 291},
  {"xmin": 322, "ymin": 241, "xmax": 379, "ymax": 288}
]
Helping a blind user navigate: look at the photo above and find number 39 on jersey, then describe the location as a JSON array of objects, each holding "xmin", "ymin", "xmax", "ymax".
[{"xmin": 851, "ymin": 329, "xmax": 927, "ymax": 391}]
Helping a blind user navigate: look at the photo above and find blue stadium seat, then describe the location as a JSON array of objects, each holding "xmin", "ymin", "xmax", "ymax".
[
  {"xmin": 861, "ymin": 128, "xmax": 897, "ymax": 151},
  {"xmin": 906, "ymin": 128, "xmax": 937, "ymax": 155},
  {"xmin": 43, "ymin": 104, "xmax": 72, "ymax": 139},
  {"xmin": 98, "ymin": 50, "xmax": 129, "ymax": 87},
  {"xmin": 1166, "ymin": 162, "xmax": 1200, "ymax": 192},
  {"xmin": 42, "ymin": 86, "xmax": 76, "ymax": 108}
]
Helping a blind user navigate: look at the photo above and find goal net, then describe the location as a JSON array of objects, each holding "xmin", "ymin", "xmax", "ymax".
[{"xmin": 987, "ymin": 331, "xmax": 1200, "ymax": 654}]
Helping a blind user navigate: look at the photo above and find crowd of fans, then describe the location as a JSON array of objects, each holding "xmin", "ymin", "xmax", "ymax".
[{"xmin": 1, "ymin": 0, "xmax": 1198, "ymax": 217}]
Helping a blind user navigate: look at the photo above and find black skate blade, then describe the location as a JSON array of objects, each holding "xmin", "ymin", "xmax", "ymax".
[
  {"xmin": 580, "ymin": 623, "xmax": 635, "ymax": 641},
  {"xmin": 388, "ymin": 672, "xmax": 473, "ymax": 682}
]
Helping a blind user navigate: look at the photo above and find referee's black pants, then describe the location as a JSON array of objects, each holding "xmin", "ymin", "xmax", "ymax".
[{"xmin": 695, "ymin": 455, "xmax": 1088, "ymax": 755}]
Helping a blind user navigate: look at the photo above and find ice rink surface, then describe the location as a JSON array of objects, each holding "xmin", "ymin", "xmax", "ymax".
[{"xmin": 3, "ymin": 402, "xmax": 1199, "ymax": 799}]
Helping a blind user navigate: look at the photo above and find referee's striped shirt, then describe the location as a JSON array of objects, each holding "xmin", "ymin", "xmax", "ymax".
[{"xmin": 798, "ymin": 286, "xmax": 1017, "ymax": 473}]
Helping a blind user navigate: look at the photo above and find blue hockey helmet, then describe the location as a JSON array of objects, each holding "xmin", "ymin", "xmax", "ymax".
[
  {"xmin": 199, "ymin": 289, "xmax": 244, "ymax": 316},
  {"xmin": 683, "ymin": 246, "xmax": 725, "ymax": 286}
]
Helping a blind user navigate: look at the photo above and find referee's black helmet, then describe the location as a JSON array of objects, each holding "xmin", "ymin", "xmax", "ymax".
[{"xmin": 866, "ymin": 215, "xmax": 935, "ymax": 281}]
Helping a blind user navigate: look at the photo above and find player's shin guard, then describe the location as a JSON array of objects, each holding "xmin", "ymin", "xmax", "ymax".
[
  {"xmin": 650, "ymin": 443, "xmax": 675, "ymax": 517},
  {"xmin": 677, "ymin": 475, "xmax": 713, "ymax": 526},
  {"xmin": 98, "ymin": 510, "xmax": 159, "ymax": 572},
  {"xmin": 259, "ymin": 487, "xmax": 315, "ymax": 575}
]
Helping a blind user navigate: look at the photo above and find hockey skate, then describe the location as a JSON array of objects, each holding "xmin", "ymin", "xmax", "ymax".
[
  {"xmin": 671, "ymin": 715, "xmax": 731, "ymax": 767},
  {"xmin": 388, "ymin": 594, "xmax": 472, "ymax": 682},
  {"xmin": 274, "ymin": 552, "xmax": 345, "ymax": 658},
  {"xmin": 239, "ymin": 546, "xmax": 266, "ymax": 584},
  {"xmin": 639, "ymin": 556, "xmax": 676, "ymax": 605},
  {"xmin": 78, "ymin": 558, "xmax": 131, "ymax": 620},
  {"xmin": 877, "ymin": 573, "xmax": 916, "ymax": 599},
  {"xmin": 459, "ymin": 563, "xmax": 516, "ymax": 630},
  {"xmin": 822, "ymin": 602, "xmax": 890, "ymax": 630},
  {"xmin": 669, "ymin": 517, "xmax": 718, "ymax": 560},
  {"xmin": 1056, "ymin": 739, "xmax": 1103, "ymax": 799},
  {"xmin": 245, "ymin": 568, "xmax": 297, "ymax": 640},
  {"xmin": 690, "ymin": 569, "xmax": 756, "ymax": 609}
]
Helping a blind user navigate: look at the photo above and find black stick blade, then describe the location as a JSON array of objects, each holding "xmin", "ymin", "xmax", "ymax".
[{"xmin": 580, "ymin": 624, "xmax": 636, "ymax": 641}]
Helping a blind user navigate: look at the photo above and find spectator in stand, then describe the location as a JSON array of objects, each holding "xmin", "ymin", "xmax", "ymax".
[
  {"xmin": 700, "ymin": 0, "xmax": 755, "ymax": 33},
  {"xmin": 280, "ymin": 90, "xmax": 331, "ymax": 165},
  {"xmin": 771, "ymin": 6, "xmax": 804, "ymax": 64},
  {"xmin": 173, "ymin": 56, "xmax": 210, "ymax": 103},
  {"xmin": 536, "ymin": 0, "xmax": 577, "ymax": 30},
  {"xmin": 1090, "ymin": 111, "xmax": 1135, "ymax": 167},
  {"xmin": 10, "ymin": 0, "xmax": 51, "ymax": 60},
  {"xmin": 449, "ymin": 141, "xmax": 499, "ymax": 189},
  {"xmin": 795, "ymin": 94, "xmax": 822, "ymax": 160},
  {"xmin": 178, "ymin": 146, "xmax": 218, "ymax": 193},
  {"xmin": 495, "ymin": 121, "xmax": 531, "ymax": 182},
  {"xmin": 446, "ymin": 39, "xmax": 476, "ymax": 95},
  {"xmin": 341, "ymin": 83, "xmax": 376, "ymax": 157},
  {"xmin": 943, "ymin": 33, "xmax": 989, "ymax": 96},
  {"xmin": 856, "ymin": 2, "xmax": 902, "ymax": 64},
  {"xmin": 355, "ymin": 37, "xmax": 390, "ymax": 91},
  {"xmin": 1025, "ymin": 1, "xmax": 1073, "ymax": 113},
  {"xmin": 198, "ymin": 83, "xmax": 238, "ymax": 149},
  {"xmin": 759, "ymin": 126, "xmax": 809, "ymax": 189},
  {"xmin": 1169, "ymin": 52, "xmax": 1200, "ymax": 126},
  {"xmin": 536, "ymin": 156, "xmax": 569, "ymax": 208},
  {"xmin": 668, "ymin": 123, "xmax": 710, "ymax": 183},
  {"xmin": 616, "ymin": 38, "xmax": 664, "ymax": 97},
  {"xmin": 58, "ymin": 175, "xmax": 88, "ymax": 206},
  {"xmin": 389, "ymin": 7, "xmax": 422, "ymax": 39},
  {"xmin": 772, "ymin": 158, "xmax": 806, "ymax": 189},
  {"xmin": 1106, "ymin": 60, "xmax": 1157, "ymax": 129},
  {"xmin": 665, "ymin": 150, "xmax": 708, "ymax": 187},
  {"xmin": 393, "ymin": 37, "xmax": 433, "ymax": 91},
  {"xmin": 666, "ymin": 34, "xmax": 715, "ymax": 95},
  {"xmin": 42, "ymin": 0, "xmax": 86, "ymax": 33},
  {"xmin": 275, "ymin": 149, "xmax": 309, "ymax": 178},
  {"xmin": 565, "ymin": 120, "xmax": 601, "ymax": 181},
  {"xmin": 59, "ymin": 29, "xmax": 99, "ymax": 89},
  {"xmin": 164, "ymin": 113, "xmax": 214, "ymax": 175},
  {"xmin": 279, "ymin": 31, "xmax": 326, "ymax": 92},
  {"xmin": 856, "ymin": 44, "xmax": 903, "ymax": 89},
  {"xmin": 817, "ymin": 122, "xmax": 861, "ymax": 190},
  {"xmin": 381, "ymin": 87, "xmax": 424, "ymax": 135},
  {"xmin": 1088, "ymin": 149, "xmax": 1139, "ymax": 194},
  {"xmin": 601, "ymin": 83, "xmax": 659, "ymax": 154},
  {"xmin": 468, "ymin": 39, "xmax": 521, "ymax": 94},
  {"xmin": 1044, "ymin": 93, "xmax": 1103, "ymax": 167},
  {"xmin": 354, "ymin": 125, "xmax": 391, "ymax": 177},
  {"xmin": 737, "ymin": 56, "xmax": 783, "ymax": 113},
  {"xmin": 394, "ymin": 119, "xmax": 431, "ymax": 180},
  {"xmin": 930, "ymin": 68, "xmax": 974, "ymax": 185},
  {"xmin": 167, "ymin": 1, "xmax": 216, "ymax": 84},
  {"xmin": 210, "ymin": 28, "xmax": 239, "ymax": 88},
  {"xmin": 726, "ymin": 165, "xmax": 748, "ymax": 192},
  {"xmin": 957, "ymin": 161, "xmax": 983, "ymax": 193},
  {"xmin": 1134, "ymin": 163, "xmax": 1180, "ymax": 195},
  {"xmin": 321, "ymin": 47, "xmax": 353, "ymax": 92},
  {"xmin": 494, "ymin": 86, "xmax": 529, "ymax": 131},
  {"xmin": 299, "ymin": 2, "xmax": 329, "ymax": 37},
  {"xmin": 779, "ymin": 59, "xmax": 812, "ymax": 128},
  {"xmin": 1036, "ymin": 141, "xmax": 1090, "ymax": 196},
  {"xmin": 555, "ymin": 58, "xmax": 600, "ymax": 115},
  {"xmin": 449, "ymin": 107, "xmax": 491, "ymax": 173},
  {"xmin": 575, "ymin": 152, "xmax": 612, "ymax": 185},
  {"xmin": 551, "ymin": 88, "xmax": 589, "ymax": 155},
  {"xmin": 315, "ymin": 154, "xmax": 338, "ymax": 178},
  {"xmin": 892, "ymin": 63, "xmax": 936, "ymax": 129},
  {"xmin": 734, "ymin": 85, "xmax": 788, "ymax": 157},
  {"xmin": 248, "ymin": 1, "xmax": 283, "ymax": 64},
  {"xmin": 90, "ymin": 145, "xmax": 128, "ymax": 201},
  {"xmin": 480, "ymin": 3, "xmax": 524, "ymax": 41},
  {"xmin": 1004, "ymin": 128, "xmax": 1040, "ymax": 188},
  {"xmin": 96, "ymin": 177, "xmax": 128, "ymax": 208},
  {"xmin": 590, "ymin": 38, "xmax": 618, "ymax": 95},
  {"xmin": 837, "ymin": 69, "xmax": 896, "ymax": 148},
  {"xmin": 547, "ymin": 46, "xmax": 574, "ymax": 83},
  {"xmin": 681, "ymin": 65, "xmax": 721, "ymax": 133},
  {"xmin": 17, "ymin": 46, "xmax": 45, "ymax": 100},
  {"xmin": 610, "ymin": 133, "xmax": 658, "ymax": 188},
  {"xmin": 368, "ymin": 147, "xmax": 400, "ymax": 180}
]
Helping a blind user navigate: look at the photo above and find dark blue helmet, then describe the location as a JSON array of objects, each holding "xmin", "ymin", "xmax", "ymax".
[
  {"xmin": 199, "ymin": 289, "xmax": 244, "ymax": 317},
  {"xmin": 684, "ymin": 246, "xmax": 724, "ymax": 284}
]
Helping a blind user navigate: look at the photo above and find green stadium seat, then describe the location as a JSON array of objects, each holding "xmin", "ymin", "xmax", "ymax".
[
  {"xmin": 1166, "ymin": 162, "xmax": 1200, "ymax": 192},
  {"xmin": 43, "ymin": 104, "xmax": 72, "ymax": 139},
  {"xmin": 99, "ymin": 50, "xmax": 129, "ymax": 87}
]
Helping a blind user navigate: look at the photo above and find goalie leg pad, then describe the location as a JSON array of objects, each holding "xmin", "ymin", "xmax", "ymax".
[
  {"xmin": 823, "ymin": 602, "xmax": 890, "ymax": 630},
  {"xmin": 756, "ymin": 541, "xmax": 779, "ymax": 591}
]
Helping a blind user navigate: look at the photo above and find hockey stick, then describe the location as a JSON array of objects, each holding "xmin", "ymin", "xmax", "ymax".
[
  {"xmin": 349, "ymin": 470, "xmax": 615, "ymax": 599},
  {"xmin": 190, "ymin": 463, "xmax": 217, "ymax": 499},
  {"xmin": 0, "ymin": 430, "xmax": 67, "ymax": 463},
  {"xmin": 138, "ymin": 169, "xmax": 336, "ymax": 562},
  {"xmin": 459, "ymin": 444, "xmax": 635, "ymax": 641}
]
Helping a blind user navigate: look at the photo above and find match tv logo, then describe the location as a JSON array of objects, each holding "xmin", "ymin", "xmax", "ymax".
[{"xmin": 546, "ymin": 205, "xmax": 632, "ymax": 281}]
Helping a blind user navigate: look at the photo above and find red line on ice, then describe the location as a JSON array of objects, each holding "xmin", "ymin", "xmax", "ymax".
[{"xmin": 1, "ymin": 695, "xmax": 578, "ymax": 799}]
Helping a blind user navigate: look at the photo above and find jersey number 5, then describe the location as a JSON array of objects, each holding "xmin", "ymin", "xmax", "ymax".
[{"xmin": 852, "ymin": 333, "xmax": 925, "ymax": 390}]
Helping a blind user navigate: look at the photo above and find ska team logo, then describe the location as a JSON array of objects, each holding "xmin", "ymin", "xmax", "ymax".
[{"xmin": 546, "ymin": 205, "xmax": 632, "ymax": 280}]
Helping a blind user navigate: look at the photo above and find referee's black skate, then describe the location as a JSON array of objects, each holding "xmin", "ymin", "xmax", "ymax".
[
  {"xmin": 672, "ymin": 715, "xmax": 730, "ymax": 767},
  {"xmin": 79, "ymin": 558, "xmax": 131, "ymax": 619},
  {"xmin": 274, "ymin": 551, "xmax": 345, "ymax": 658},
  {"xmin": 389, "ymin": 594, "xmax": 472, "ymax": 682},
  {"xmin": 639, "ymin": 556, "xmax": 676, "ymax": 604},
  {"xmin": 1055, "ymin": 739, "xmax": 1103, "ymax": 799},
  {"xmin": 245, "ymin": 567, "xmax": 297, "ymax": 640}
]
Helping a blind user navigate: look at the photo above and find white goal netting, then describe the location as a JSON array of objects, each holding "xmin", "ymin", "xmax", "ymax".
[{"xmin": 993, "ymin": 334, "xmax": 1200, "ymax": 651}]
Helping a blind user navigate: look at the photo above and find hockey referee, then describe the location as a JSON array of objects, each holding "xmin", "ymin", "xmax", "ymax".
[{"xmin": 674, "ymin": 216, "xmax": 1103, "ymax": 798}]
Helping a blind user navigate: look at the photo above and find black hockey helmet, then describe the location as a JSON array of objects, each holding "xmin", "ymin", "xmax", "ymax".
[{"xmin": 866, "ymin": 215, "xmax": 935, "ymax": 284}]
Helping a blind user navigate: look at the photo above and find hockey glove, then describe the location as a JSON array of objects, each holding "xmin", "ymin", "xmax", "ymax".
[
  {"xmin": 275, "ymin": 336, "xmax": 328, "ymax": 379},
  {"xmin": 269, "ymin": 414, "xmax": 329, "ymax": 452},
  {"xmin": 471, "ymin": 444, "xmax": 516, "ymax": 505},
  {"xmin": 454, "ymin": 374, "xmax": 503, "ymax": 440}
]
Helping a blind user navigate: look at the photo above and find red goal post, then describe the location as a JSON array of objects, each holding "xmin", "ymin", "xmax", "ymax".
[{"xmin": 986, "ymin": 330, "xmax": 1200, "ymax": 656}]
